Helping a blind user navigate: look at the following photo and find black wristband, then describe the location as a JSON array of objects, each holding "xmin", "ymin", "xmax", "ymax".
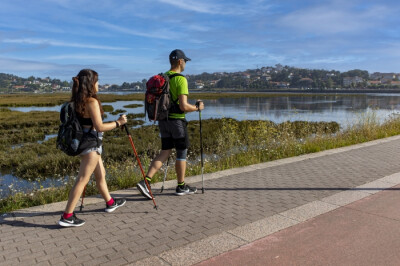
[{"xmin": 115, "ymin": 121, "xmax": 120, "ymax": 128}]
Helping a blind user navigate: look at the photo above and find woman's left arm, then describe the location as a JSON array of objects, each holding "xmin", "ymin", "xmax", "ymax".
[{"xmin": 87, "ymin": 98, "xmax": 126, "ymax": 132}]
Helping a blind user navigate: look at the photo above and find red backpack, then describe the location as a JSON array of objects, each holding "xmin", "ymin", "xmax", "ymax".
[{"xmin": 145, "ymin": 73, "xmax": 183, "ymax": 122}]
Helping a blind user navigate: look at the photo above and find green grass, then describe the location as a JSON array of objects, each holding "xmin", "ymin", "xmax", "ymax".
[
  {"xmin": 2, "ymin": 113, "xmax": 400, "ymax": 213},
  {"xmin": 1, "ymin": 93, "xmax": 400, "ymax": 213},
  {"xmin": 110, "ymin": 109, "xmax": 126, "ymax": 115},
  {"xmin": 102, "ymin": 105, "xmax": 114, "ymax": 112},
  {"xmin": 123, "ymin": 104, "xmax": 143, "ymax": 108},
  {"xmin": 0, "ymin": 108, "xmax": 59, "ymax": 145}
]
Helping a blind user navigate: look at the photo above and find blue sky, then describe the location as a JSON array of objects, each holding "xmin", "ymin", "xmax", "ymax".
[{"xmin": 0, "ymin": 0, "xmax": 399, "ymax": 84}]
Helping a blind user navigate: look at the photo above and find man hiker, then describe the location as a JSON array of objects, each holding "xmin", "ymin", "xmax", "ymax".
[{"xmin": 137, "ymin": 49, "xmax": 205, "ymax": 198}]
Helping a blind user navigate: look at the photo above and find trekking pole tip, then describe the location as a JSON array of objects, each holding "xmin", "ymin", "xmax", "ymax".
[
  {"xmin": 154, "ymin": 205, "xmax": 158, "ymax": 210},
  {"xmin": 202, "ymin": 188, "xmax": 205, "ymax": 194}
]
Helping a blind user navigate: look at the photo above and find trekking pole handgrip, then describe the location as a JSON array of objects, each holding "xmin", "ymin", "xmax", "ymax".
[
  {"xmin": 123, "ymin": 124, "xmax": 130, "ymax": 135},
  {"xmin": 119, "ymin": 114, "xmax": 129, "ymax": 135},
  {"xmin": 195, "ymin": 100, "xmax": 203, "ymax": 111}
]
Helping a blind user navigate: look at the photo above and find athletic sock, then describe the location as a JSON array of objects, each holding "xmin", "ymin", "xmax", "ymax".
[
  {"xmin": 63, "ymin": 212, "xmax": 73, "ymax": 219},
  {"xmin": 178, "ymin": 182, "xmax": 185, "ymax": 188},
  {"xmin": 145, "ymin": 176, "xmax": 152, "ymax": 183},
  {"xmin": 106, "ymin": 198, "xmax": 114, "ymax": 206}
]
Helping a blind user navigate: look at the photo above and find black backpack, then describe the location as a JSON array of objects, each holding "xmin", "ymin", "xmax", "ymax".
[
  {"xmin": 56, "ymin": 102, "xmax": 101, "ymax": 156},
  {"xmin": 145, "ymin": 73, "xmax": 184, "ymax": 121}
]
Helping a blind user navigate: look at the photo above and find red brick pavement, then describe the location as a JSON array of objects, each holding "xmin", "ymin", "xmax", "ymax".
[{"xmin": 197, "ymin": 183, "xmax": 400, "ymax": 266}]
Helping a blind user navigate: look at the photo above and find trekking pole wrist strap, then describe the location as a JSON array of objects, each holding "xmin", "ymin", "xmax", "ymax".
[{"xmin": 115, "ymin": 121, "xmax": 120, "ymax": 128}]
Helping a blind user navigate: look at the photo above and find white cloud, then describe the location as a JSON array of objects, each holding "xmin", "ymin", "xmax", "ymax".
[
  {"xmin": 156, "ymin": 0, "xmax": 265, "ymax": 15},
  {"xmin": 0, "ymin": 20, "xmax": 65, "ymax": 34},
  {"xmin": 157, "ymin": 0, "xmax": 223, "ymax": 14},
  {"xmin": 308, "ymin": 56, "xmax": 363, "ymax": 64},
  {"xmin": 3, "ymin": 38, "xmax": 128, "ymax": 51},
  {"xmin": 376, "ymin": 42, "xmax": 400, "ymax": 57},
  {"xmin": 0, "ymin": 56, "xmax": 146, "ymax": 83},
  {"xmin": 185, "ymin": 24, "xmax": 211, "ymax": 32},
  {"xmin": 93, "ymin": 20, "xmax": 180, "ymax": 40},
  {"xmin": 45, "ymin": 54, "xmax": 114, "ymax": 61},
  {"xmin": 0, "ymin": 57, "xmax": 62, "ymax": 72},
  {"xmin": 45, "ymin": 53, "xmax": 151, "ymax": 62},
  {"xmin": 277, "ymin": 3, "xmax": 391, "ymax": 35}
]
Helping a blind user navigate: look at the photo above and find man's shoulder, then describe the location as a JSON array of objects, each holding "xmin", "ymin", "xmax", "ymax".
[{"xmin": 165, "ymin": 71, "xmax": 185, "ymax": 78}]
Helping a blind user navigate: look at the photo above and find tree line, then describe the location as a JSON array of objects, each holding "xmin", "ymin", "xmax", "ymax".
[
  {"xmin": 1, "ymin": 66, "xmax": 399, "ymax": 93},
  {"xmin": 186, "ymin": 67, "xmax": 382, "ymax": 90}
]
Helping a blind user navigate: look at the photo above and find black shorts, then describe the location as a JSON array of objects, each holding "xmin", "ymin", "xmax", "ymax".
[{"xmin": 159, "ymin": 119, "xmax": 189, "ymax": 150}]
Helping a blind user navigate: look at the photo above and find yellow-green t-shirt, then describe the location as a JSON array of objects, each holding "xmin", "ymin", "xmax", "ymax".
[{"xmin": 166, "ymin": 71, "xmax": 188, "ymax": 119}]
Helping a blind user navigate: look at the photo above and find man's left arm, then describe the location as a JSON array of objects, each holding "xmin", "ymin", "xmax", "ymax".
[
  {"xmin": 176, "ymin": 77, "xmax": 203, "ymax": 112},
  {"xmin": 178, "ymin": 94, "xmax": 201, "ymax": 112}
]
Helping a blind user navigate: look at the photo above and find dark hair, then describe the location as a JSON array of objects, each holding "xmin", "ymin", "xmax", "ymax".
[
  {"xmin": 70, "ymin": 69, "xmax": 103, "ymax": 116},
  {"xmin": 169, "ymin": 58, "xmax": 180, "ymax": 68}
]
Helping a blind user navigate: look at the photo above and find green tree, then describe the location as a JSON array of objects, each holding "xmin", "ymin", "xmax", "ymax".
[{"xmin": 326, "ymin": 78, "xmax": 333, "ymax": 89}]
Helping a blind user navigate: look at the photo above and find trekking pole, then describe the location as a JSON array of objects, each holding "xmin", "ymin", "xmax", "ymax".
[
  {"xmin": 79, "ymin": 185, "xmax": 87, "ymax": 212},
  {"xmin": 123, "ymin": 124, "xmax": 158, "ymax": 210},
  {"xmin": 196, "ymin": 101, "xmax": 205, "ymax": 194},
  {"xmin": 160, "ymin": 157, "xmax": 170, "ymax": 193}
]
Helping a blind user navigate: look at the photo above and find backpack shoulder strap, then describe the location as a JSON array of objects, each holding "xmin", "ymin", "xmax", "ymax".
[
  {"xmin": 167, "ymin": 73, "xmax": 184, "ymax": 79},
  {"xmin": 68, "ymin": 102, "xmax": 78, "ymax": 121},
  {"xmin": 166, "ymin": 73, "xmax": 185, "ymax": 105},
  {"xmin": 60, "ymin": 102, "xmax": 73, "ymax": 123}
]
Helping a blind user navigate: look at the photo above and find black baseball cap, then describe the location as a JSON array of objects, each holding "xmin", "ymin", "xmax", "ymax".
[{"xmin": 169, "ymin": 49, "xmax": 191, "ymax": 61}]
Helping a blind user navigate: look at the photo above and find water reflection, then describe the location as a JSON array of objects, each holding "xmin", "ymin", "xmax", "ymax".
[
  {"xmin": 186, "ymin": 94, "xmax": 400, "ymax": 126},
  {"xmin": 9, "ymin": 94, "xmax": 400, "ymax": 127},
  {"xmin": 0, "ymin": 173, "xmax": 67, "ymax": 199}
]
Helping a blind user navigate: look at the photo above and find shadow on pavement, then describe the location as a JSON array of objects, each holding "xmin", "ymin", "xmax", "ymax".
[{"xmin": 201, "ymin": 187, "xmax": 400, "ymax": 191}]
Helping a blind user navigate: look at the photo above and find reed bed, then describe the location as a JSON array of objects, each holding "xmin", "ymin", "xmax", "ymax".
[
  {"xmin": 2, "ymin": 112, "xmax": 400, "ymax": 213},
  {"xmin": 1, "ymin": 94, "xmax": 400, "ymax": 213}
]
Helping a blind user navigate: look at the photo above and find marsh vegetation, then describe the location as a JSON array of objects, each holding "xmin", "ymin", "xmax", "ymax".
[{"xmin": 1, "ymin": 93, "xmax": 400, "ymax": 213}]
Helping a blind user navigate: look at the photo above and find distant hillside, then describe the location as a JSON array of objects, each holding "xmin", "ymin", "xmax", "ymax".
[
  {"xmin": 186, "ymin": 66, "xmax": 400, "ymax": 91},
  {"xmin": 1, "ymin": 65, "xmax": 400, "ymax": 93},
  {"xmin": 0, "ymin": 74, "xmax": 71, "ymax": 93}
]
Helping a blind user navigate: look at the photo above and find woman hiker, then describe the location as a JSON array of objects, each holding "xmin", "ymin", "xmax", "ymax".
[{"xmin": 58, "ymin": 69, "xmax": 127, "ymax": 227}]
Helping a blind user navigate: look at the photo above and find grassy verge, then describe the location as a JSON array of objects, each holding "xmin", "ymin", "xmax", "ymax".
[{"xmin": 1, "ymin": 93, "xmax": 399, "ymax": 213}]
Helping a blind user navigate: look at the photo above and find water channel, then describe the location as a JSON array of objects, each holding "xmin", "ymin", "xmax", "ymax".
[
  {"xmin": 9, "ymin": 93, "xmax": 400, "ymax": 125},
  {"xmin": 2, "ymin": 93, "xmax": 400, "ymax": 198}
]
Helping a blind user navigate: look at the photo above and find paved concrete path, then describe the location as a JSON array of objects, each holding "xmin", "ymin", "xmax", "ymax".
[
  {"xmin": 196, "ymin": 183, "xmax": 400, "ymax": 266},
  {"xmin": 2, "ymin": 135, "xmax": 400, "ymax": 265}
]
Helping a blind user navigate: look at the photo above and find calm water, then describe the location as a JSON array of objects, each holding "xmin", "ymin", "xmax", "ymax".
[
  {"xmin": 3, "ymin": 93, "xmax": 400, "ymax": 198},
  {"xmin": 187, "ymin": 94, "xmax": 400, "ymax": 126},
  {"xmin": 10, "ymin": 93, "xmax": 400, "ymax": 126},
  {"xmin": 0, "ymin": 174, "xmax": 66, "ymax": 199}
]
